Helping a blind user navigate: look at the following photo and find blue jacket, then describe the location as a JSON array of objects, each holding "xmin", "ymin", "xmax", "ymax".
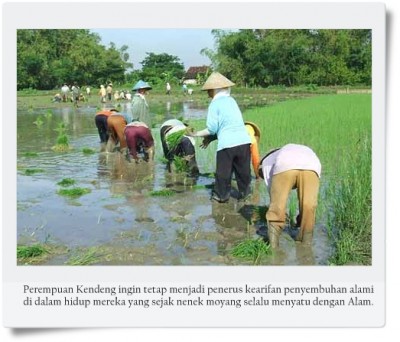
[{"xmin": 206, "ymin": 94, "xmax": 251, "ymax": 151}]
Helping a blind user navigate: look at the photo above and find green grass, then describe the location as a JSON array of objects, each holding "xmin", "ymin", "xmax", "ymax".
[
  {"xmin": 24, "ymin": 168, "xmax": 44, "ymax": 175},
  {"xmin": 66, "ymin": 247, "xmax": 99, "ymax": 265},
  {"xmin": 57, "ymin": 187, "xmax": 91, "ymax": 198},
  {"xmin": 17, "ymin": 244, "xmax": 48, "ymax": 259},
  {"xmin": 242, "ymin": 94, "xmax": 372, "ymax": 264},
  {"xmin": 230, "ymin": 238, "xmax": 272, "ymax": 264},
  {"xmin": 57, "ymin": 178, "xmax": 76, "ymax": 187},
  {"xmin": 150, "ymin": 189, "xmax": 175, "ymax": 197},
  {"xmin": 325, "ymin": 135, "xmax": 372, "ymax": 265},
  {"xmin": 23, "ymin": 152, "xmax": 39, "ymax": 157},
  {"xmin": 82, "ymin": 147, "xmax": 96, "ymax": 155}
]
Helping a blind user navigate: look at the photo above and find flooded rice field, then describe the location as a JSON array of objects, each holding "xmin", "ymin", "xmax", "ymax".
[{"xmin": 17, "ymin": 99, "xmax": 332, "ymax": 266}]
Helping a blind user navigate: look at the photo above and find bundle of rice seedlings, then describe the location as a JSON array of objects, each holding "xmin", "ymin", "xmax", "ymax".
[{"xmin": 166, "ymin": 129, "xmax": 186, "ymax": 150}]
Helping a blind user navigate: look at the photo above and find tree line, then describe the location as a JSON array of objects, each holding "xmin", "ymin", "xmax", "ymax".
[
  {"xmin": 17, "ymin": 29, "xmax": 371, "ymax": 91},
  {"xmin": 202, "ymin": 29, "xmax": 371, "ymax": 87}
]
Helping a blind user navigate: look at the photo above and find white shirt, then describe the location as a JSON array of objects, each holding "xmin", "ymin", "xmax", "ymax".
[{"xmin": 261, "ymin": 144, "xmax": 321, "ymax": 189}]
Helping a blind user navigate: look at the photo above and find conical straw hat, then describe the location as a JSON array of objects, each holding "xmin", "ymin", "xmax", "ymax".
[
  {"xmin": 245, "ymin": 121, "xmax": 261, "ymax": 142},
  {"xmin": 201, "ymin": 72, "xmax": 235, "ymax": 90},
  {"xmin": 132, "ymin": 80, "xmax": 152, "ymax": 91}
]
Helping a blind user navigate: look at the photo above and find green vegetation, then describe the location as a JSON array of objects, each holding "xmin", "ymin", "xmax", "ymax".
[
  {"xmin": 33, "ymin": 116, "xmax": 44, "ymax": 127},
  {"xmin": 52, "ymin": 122, "xmax": 70, "ymax": 152},
  {"xmin": 17, "ymin": 244, "xmax": 48, "ymax": 259},
  {"xmin": 82, "ymin": 148, "xmax": 96, "ymax": 155},
  {"xmin": 22, "ymin": 152, "xmax": 39, "ymax": 157},
  {"xmin": 166, "ymin": 130, "xmax": 186, "ymax": 150},
  {"xmin": 206, "ymin": 29, "xmax": 371, "ymax": 87},
  {"xmin": 57, "ymin": 178, "xmax": 76, "ymax": 187},
  {"xmin": 150, "ymin": 189, "xmax": 176, "ymax": 197},
  {"xmin": 230, "ymin": 238, "xmax": 272, "ymax": 264},
  {"xmin": 57, "ymin": 187, "xmax": 91, "ymax": 198},
  {"xmin": 17, "ymin": 29, "xmax": 131, "ymax": 90},
  {"xmin": 17, "ymin": 29, "xmax": 370, "ymax": 91},
  {"xmin": 66, "ymin": 247, "xmax": 100, "ymax": 266},
  {"xmin": 243, "ymin": 94, "xmax": 371, "ymax": 264},
  {"xmin": 24, "ymin": 168, "xmax": 44, "ymax": 175},
  {"xmin": 326, "ymin": 136, "xmax": 372, "ymax": 265},
  {"xmin": 172, "ymin": 156, "xmax": 190, "ymax": 173}
]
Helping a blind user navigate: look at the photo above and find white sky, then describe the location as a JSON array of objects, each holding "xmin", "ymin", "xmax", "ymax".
[{"xmin": 90, "ymin": 28, "xmax": 217, "ymax": 70}]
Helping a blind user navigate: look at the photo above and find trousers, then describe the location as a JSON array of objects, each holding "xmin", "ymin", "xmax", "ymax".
[{"xmin": 266, "ymin": 170, "xmax": 320, "ymax": 241}]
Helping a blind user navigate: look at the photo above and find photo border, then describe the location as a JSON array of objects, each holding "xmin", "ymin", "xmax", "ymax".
[{"xmin": 3, "ymin": 1, "xmax": 386, "ymax": 328}]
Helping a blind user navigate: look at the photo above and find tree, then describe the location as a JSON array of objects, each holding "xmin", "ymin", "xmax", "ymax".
[
  {"xmin": 139, "ymin": 52, "xmax": 185, "ymax": 85},
  {"xmin": 17, "ymin": 29, "xmax": 133, "ymax": 90},
  {"xmin": 207, "ymin": 29, "xmax": 372, "ymax": 87}
]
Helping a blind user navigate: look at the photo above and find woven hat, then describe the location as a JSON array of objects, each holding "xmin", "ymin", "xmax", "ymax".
[
  {"xmin": 201, "ymin": 72, "xmax": 235, "ymax": 90},
  {"xmin": 245, "ymin": 121, "xmax": 261, "ymax": 142},
  {"xmin": 132, "ymin": 80, "xmax": 152, "ymax": 91}
]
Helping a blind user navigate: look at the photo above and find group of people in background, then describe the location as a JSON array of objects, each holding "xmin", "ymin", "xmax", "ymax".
[{"xmin": 94, "ymin": 72, "xmax": 322, "ymax": 250}]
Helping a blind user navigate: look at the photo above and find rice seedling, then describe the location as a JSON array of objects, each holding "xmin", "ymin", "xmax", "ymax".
[
  {"xmin": 242, "ymin": 94, "xmax": 372, "ymax": 264},
  {"xmin": 172, "ymin": 155, "xmax": 190, "ymax": 173},
  {"xmin": 325, "ymin": 135, "xmax": 371, "ymax": 265},
  {"xmin": 66, "ymin": 247, "xmax": 99, "ymax": 265},
  {"xmin": 52, "ymin": 122, "xmax": 70, "ymax": 152},
  {"xmin": 57, "ymin": 187, "xmax": 91, "ymax": 198},
  {"xmin": 82, "ymin": 147, "xmax": 96, "ymax": 155},
  {"xmin": 45, "ymin": 109, "xmax": 53, "ymax": 119},
  {"xmin": 57, "ymin": 178, "xmax": 76, "ymax": 187},
  {"xmin": 230, "ymin": 238, "xmax": 272, "ymax": 264},
  {"xmin": 17, "ymin": 244, "xmax": 48, "ymax": 259},
  {"xmin": 23, "ymin": 152, "xmax": 39, "ymax": 157},
  {"xmin": 24, "ymin": 168, "xmax": 44, "ymax": 175},
  {"xmin": 33, "ymin": 116, "xmax": 44, "ymax": 127},
  {"xmin": 150, "ymin": 189, "xmax": 175, "ymax": 197},
  {"xmin": 166, "ymin": 130, "xmax": 186, "ymax": 150}
]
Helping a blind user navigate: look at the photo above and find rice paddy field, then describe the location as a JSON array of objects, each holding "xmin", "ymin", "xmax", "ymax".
[{"xmin": 16, "ymin": 90, "xmax": 372, "ymax": 266}]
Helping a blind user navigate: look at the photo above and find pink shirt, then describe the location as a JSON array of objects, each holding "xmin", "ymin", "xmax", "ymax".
[{"xmin": 261, "ymin": 144, "xmax": 321, "ymax": 189}]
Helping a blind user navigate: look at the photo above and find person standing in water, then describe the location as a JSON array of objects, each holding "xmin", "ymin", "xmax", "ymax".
[
  {"xmin": 131, "ymin": 80, "xmax": 152, "ymax": 129},
  {"xmin": 188, "ymin": 72, "xmax": 251, "ymax": 203}
]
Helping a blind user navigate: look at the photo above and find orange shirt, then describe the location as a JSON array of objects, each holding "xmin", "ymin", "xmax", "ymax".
[
  {"xmin": 246, "ymin": 124, "xmax": 261, "ymax": 178},
  {"xmin": 96, "ymin": 110, "xmax": 112, "ymax": 117}
]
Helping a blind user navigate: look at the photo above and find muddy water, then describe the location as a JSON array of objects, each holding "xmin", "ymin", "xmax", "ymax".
[{"xmin": 17, "ymin": 100, "xmax": 332, "ymax": 265}]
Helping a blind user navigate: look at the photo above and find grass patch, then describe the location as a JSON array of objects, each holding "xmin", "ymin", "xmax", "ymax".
[
  {"xmin": 23, "ymin": 152, "xmax": 39, "ymax": 157},
  {"xmin": 150, "ymin": 189, "xmax": 175, "ymax": 197},
  {"xmin": 57, "ymin": 187, "xmax": 91, "ymax": 198},
  {"xmin": 24, "ymin": 168, "xmax": 44, "ymax": 175},
  {"xmin": 57, "ymin": 178, "xmax": 76, "ymax": 187},
  {"xmin": 66, "ymin": 247, "xmax": 99, "ymax": 265},
  {"xmin": 242, "ymin": 94, "xmax": 372, "ymax": 264},
  {"xmin": 17, "ymin": 244, "xmax": 48, "ymax": 259},
  {"xmin": 326, "ymin": 135, "xmax": 372, "ymax": 265},
  {"xmin": 82, "ymin": 147, "xmax": 96, "ymax": 155},
  {"xmin": 230, "ymin": 238, "xmax": 271, "ymax": 264}
]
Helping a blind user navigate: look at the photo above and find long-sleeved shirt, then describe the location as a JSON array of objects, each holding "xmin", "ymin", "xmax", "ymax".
[
  {"xmin": 260, "ymin": 144, "xmax": 322, "ymax": 189},
  {"xmin": 206, "ymin": 93, "xmax": 251, "ymax": 151},
  {"xmin": 131, "ymin": 93, "xmax": 151, "ymax": 128}
]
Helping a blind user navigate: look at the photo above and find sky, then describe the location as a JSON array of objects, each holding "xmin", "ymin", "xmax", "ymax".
[{"xmin": 90, "ymin": 28, "xmax": 217, "ymax": 71}]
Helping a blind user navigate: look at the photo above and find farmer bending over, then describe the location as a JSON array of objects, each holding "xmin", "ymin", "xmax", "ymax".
[
  {"xmin": 160, "ymin": 119, "xmax": 199, "ymax": 175},
  {"xmin": 258, "ymin": 144, "xmax": 321, "ymax": 248},
  {"xmin": 124, "ymin": 121, "xmax": 154, "ymax": 163}
]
